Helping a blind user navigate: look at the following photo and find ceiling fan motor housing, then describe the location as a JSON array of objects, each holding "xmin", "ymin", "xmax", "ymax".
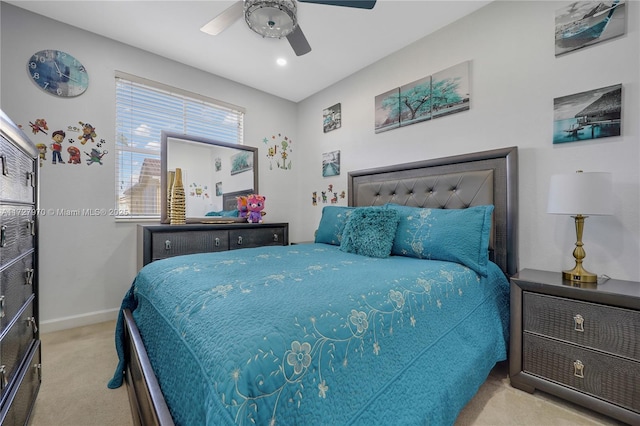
[{"xmin": 244, "ymin": 0, "xmax": 298, "ymax": 38}]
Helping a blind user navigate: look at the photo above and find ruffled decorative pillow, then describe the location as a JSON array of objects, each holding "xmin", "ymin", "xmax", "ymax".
[{"xmin": 339, "ymin": 207, "xmax": 400, "ymax": 258}]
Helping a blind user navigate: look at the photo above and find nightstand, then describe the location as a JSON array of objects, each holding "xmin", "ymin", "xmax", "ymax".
[{"xmin": 509, "ymin": 269, "xmax": 640, "ymax": 425}]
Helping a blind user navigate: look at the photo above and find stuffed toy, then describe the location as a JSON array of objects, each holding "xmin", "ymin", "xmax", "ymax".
[
  {"xmin": 237, "ymin": 195, "xmax": 248, "ymax": 219},
  {"xmin": 246, "ymin": 194, "xmax": 266, "ymax": 223}
]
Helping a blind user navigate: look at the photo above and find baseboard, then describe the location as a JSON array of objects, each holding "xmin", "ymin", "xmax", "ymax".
[{"xmin": 39, "ymin": 308, "xmax": 120, "ymax": 333}]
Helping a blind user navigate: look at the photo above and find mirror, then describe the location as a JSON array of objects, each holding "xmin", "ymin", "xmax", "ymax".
[{"xmin": 161, "ymin": 131, "xmax": 258, "ymax": 223}]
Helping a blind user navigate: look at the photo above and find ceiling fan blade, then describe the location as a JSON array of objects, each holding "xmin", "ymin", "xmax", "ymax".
[
  {"xmin": 200, "ymin": 1, "xmax": 244, "ymax": 35},
  {"xmin": 287, "ymin": 26, "xmax": 312, "ymax": 56},
  {"xmin": 297, "ymin": 0, "xmax": 376, "ymax": 9}
]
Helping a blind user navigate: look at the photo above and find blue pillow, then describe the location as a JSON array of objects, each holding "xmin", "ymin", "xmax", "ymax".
[
  {"xmin": 339, "ymin": 207, "xmax": 400, "ymax": 258},
  {"xmin": 315, "ymin": 206, "xmax": 355, "ymax": 245},
  {"xmin": 205, "ymin": 209, "xmax": 238, "ymax": 217},
  {"xmin": 385, "ymin": 204, "xmax": 494, "ymax": 276}
]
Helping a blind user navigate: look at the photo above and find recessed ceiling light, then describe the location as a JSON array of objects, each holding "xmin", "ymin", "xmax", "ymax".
[{"xmin": 276, "ymin": 58, "xmax": 287, "ymax": 66}]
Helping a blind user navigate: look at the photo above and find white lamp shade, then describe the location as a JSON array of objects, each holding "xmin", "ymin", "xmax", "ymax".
[{"xmin": 547, "ymin": 172, "xmax": 613, "ymax": 216}]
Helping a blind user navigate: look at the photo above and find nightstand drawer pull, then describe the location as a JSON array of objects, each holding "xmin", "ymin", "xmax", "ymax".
[
  {"xmin": 573, "ymin": 314, "xmax": 585, "ymax": 332},
  {"xmin": 273, "ymin": 233, "xmax": 278, "ymax": 242},
  {"xmin": 165, "ymin": 240, "xmax": 171, "ymax": 250},
  {"xmin": 237, "ymin": 236, "xmax": 243, "ymax": 245},
  {"xmin": 215, "ymin": 237, "xmax": 220, "ymax": 247},
  {"xmin": 573, "ymin": 360, "xmax": 585, "ymax": 378}
]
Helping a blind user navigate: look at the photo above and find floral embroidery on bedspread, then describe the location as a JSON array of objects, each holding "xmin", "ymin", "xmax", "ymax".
[{"xmin": 134, "ymin": 245, "xmax": 501, "ymax": 426}]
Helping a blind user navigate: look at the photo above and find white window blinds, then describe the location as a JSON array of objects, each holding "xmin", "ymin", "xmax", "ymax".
[{"xmin": 115, "ymin": 73, "xmax": 244, "ymax": 219}]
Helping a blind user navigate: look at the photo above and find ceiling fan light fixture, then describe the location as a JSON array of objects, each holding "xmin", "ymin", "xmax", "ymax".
[{"xmin": 244, "ymin": 0, "xmax": 298, "ymax": 39}]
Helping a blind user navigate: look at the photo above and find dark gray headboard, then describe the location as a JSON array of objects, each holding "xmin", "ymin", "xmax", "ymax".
[
  {"xmin": 222, "ymin": 189, "xmax": 254, "ymax": 211},
  {"xmin": 348, "ymin": 147, "xmax": 518, "ymax": 277}
]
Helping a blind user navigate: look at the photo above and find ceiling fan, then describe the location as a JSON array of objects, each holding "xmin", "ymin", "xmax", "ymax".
[{"xmin": 200, "ymin": 0, "xmax": 377, "ymax": 56}]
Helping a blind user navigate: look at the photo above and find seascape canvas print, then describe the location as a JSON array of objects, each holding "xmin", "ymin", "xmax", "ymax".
[
  {"xmin": 553, "ymin": 84, "xmax": 622, "ymax": 144},
  {"xmin": 323, "ymin": 103, "xmax": 341, "ymax": 133},
  {"xmin": 399, "ymin": 76, "xmax": 432, "ymax": 127},
  {"xmin": 374, "ymin": 88, "xmax": 400, "ymax": 133},
  {"xmin": 555, "ymin": 1, "xmax": 626, "ymax": 56},
  {"xmin": 322, "ymin": 150, "xmax": 340, "ymax": 177},
  {"xmin": 431, "ymin": 61, "xmax": 470, "ymax": 119}
]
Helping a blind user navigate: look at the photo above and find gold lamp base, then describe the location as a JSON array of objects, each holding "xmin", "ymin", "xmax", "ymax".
[
  {"xmin": 563, "ymin": 214, "xmax": 598, "ymax": 284},
  {"xmin": 562, "ymin": 265, "xmax": 597, "ymax": 283}
]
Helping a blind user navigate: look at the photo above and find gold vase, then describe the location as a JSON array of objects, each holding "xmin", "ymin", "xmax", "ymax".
[
  {"xmin": 170, "ymin": 168, "xmax": 186, "ymax": 225},
  {"xmin": 166, "ymin": 170, "xmax": 175, "ymax": 220}
]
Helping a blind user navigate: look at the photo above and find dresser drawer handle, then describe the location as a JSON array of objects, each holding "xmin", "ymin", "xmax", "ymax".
[
  {"xmin": 0, "ymin": 365, "xmax": 7, "ymax": 390},
  {"xmin": 215, "ymin": 237, "xmax": 220, "ymax": 247},
  {"xmin": 25, "ymin": 268, "xmax": 34, "ymax": 286},
  {"xmin": 27, "ymin": 219, "xmax": 36, "ymax": 236},
  {"xmin": 573, "ymin": 314, "xmax": 584, "ymax": 332},
  {"xmin": 273, "ymin": 233, "xmax": 279, "ymax": 242},
  {"xmin": 1, "ymin": 155, "xmax": 7, "ymax": 176},
  {"xmin": 573, "ymin": 360, "xmax": 585, "ymax": 378},
  {"xmin": 26, "ymin": 316, "xmax": 38, "ymax": 334},
  {"xmin": 0, "ymin": 225, "xmax": 6, "ymax": 247},
  {"xmin": 28, "ymin": 171, "xmax": 36, "ymax": 188},
  {"xmin": 0, "ymin": 296, "xmax": 5, "ymax": 318},
  {"xmin": 237, "ymin": 236, "xmax": 243, "ymax": 245},
  {"xmin": 165, "ymin": 240, "xmax": 171, "ymax": 250}
]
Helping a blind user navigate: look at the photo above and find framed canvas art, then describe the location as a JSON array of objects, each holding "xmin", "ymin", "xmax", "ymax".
[
  {"xmin": 323, "ymin": 103, "xmax": 341, "ymax": 133},
  {"xmin": 555, "ymin": 1, "xmax": 626, "ymax": 56},
  {"xmin": 431, "ymin": 61, "xmax": 470, "ymax": 119},
  {"xmin": 322, "ymin": 150, "xmax": 340, "ymax": 177},
  {"xmin": 374, "ymin": 88, "xmax": 400, "ymax": 133},
  {"xmin": 553, "ymin": 84, "xmax": 622, "ymax": 144}
]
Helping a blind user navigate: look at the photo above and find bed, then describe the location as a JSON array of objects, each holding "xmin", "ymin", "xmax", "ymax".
[{"xmin": 109, "ymin": 146, "xmax": 519, "ymax": 425}]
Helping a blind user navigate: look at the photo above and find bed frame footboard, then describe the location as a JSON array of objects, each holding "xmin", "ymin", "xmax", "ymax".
[{"xmin": 123, "ymin": 309, "xmax": 174, "ymax": 426}]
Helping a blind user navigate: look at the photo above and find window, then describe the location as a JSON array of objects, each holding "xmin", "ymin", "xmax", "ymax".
[{"xmin": 115, "ymin": 72, "xmax": 244, "ymax": 219}]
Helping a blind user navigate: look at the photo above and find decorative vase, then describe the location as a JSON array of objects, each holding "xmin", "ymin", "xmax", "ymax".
[
  {"xmin": 166, "ymin": 170, "xmax": 175, "ymax": 220},
  {"xmin": 170, "ymin": 168, "xmax": 186, "ymax": 225}
]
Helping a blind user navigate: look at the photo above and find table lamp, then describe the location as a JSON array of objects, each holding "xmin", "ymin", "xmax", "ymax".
[{"xmin": 547, "ymin": 171, "xmax": 613, "ymax": 283}]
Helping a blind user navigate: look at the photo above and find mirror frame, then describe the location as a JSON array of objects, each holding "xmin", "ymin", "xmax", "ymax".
[{"xmin": 160, "ymin": 131, "xmax": 259, "ymax": 223}]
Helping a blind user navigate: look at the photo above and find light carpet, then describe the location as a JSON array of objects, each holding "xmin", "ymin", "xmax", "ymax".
[{"xmin": 29, "ymin": 321, "xmax": 624, "ymax": 426}]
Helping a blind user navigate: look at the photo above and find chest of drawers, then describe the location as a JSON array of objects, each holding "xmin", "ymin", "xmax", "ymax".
[
  {"xmin": 0, "ymin": 110, "xmax": 41, "ymax": 425},
  {"xmin": 510, "ymin": 269, "xmax": 640, "ymax": 425},
  {"xmin": 137, "ymin": 223, "xmax": 289, "ymax": 269}
]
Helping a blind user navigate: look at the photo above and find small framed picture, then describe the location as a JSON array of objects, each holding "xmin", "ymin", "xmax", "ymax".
[
  {"xmin": 323, "ymin": 103, "xmax": 341, "ymax": 133},
  {"xmin": 322, "ymin": 150, "xmax": 340, "ymax": 177}
]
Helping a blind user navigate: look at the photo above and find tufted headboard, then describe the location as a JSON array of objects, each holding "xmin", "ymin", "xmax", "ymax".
[
  {"xmin": 348, "ymin": 147, "xmax": 518, "ymax": 277},
  {"xmin": 222, "ymin": 189, "xmax": 254, "ymax": 211}
]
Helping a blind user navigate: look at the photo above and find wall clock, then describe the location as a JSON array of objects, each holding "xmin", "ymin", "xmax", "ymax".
[{"xmin": 27, "ymin": 50, "xmax": 89, "ymax": 97}]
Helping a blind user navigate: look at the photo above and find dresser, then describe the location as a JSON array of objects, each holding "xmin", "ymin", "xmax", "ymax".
[
  {"xmin": 510, "ymin": 269, "xmax": 640, "ymax": 425},
  {"xmin": 0, "ymin": 110, "xmax": 41, "ymax": 425},
  {"xmin": 137, "ymin": 223, "xmax": 289, "ymax": 269}
]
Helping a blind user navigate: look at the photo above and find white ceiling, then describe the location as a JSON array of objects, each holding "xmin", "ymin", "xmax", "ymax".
[{"xmin": 8, "ymin": 0, "xmax": 491, "ymax": 102}]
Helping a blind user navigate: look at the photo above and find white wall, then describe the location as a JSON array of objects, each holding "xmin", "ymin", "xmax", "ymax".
[
  {"xmin": 294, "ymin": 1, "xmax": 640, "ymax": 281},
  {"xmin": 2, "ymin": 1, "xmax": 639, "ymax": 332},
  {"xmin": 1, "ymin": 3, "xmax": 298, "ymax": 332}
]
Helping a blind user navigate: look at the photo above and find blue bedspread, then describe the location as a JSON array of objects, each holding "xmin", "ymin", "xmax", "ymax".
[{"xmin": 110, "ymin": 244, "xmax": 509, "ymax": 425}]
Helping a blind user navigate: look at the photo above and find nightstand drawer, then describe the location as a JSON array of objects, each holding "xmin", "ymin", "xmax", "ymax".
[
  {"xmin": 523, "ymin": 333, "xmax": 640, "ymax": 413},
  {"xmin": 523, "ymin": 292, "xmax": 640, "ymax": 361},
  {"xmin": 150, "ymin": 230, "xmax": 229, "ymax": 261}
]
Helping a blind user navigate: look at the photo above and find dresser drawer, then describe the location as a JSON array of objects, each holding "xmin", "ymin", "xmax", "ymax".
[
  {"xmin": 150, "ymin": 230, "xmax": 229, "ymax": 261},
  {"xmin": 0, "ymin": 296, "xmax": 36, "ymax": 401},
  {"xmin": 0, "ymin": 207, "xmax": 36, "ymax": 270},
  {"xmin": 523, "ymin": 333, "xmax": 640, "ymax": 413},
  {"xmin": 229, "ymin": 226, "xmax": 286, "ymax": 249},
  {"xmin": 0, "ymin": 136, "xmax": 36, "ymax": 204},
  {"xmin": 0, "ymin": 253, "xmax": 35, "ymax": 331},
  {"xmin": 523, "ymin": 292, "xmax": 640, "ymax": 361},
  {"xmin": 0, "ymin": 340, "xmax": 40, "ymax": 426}
]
